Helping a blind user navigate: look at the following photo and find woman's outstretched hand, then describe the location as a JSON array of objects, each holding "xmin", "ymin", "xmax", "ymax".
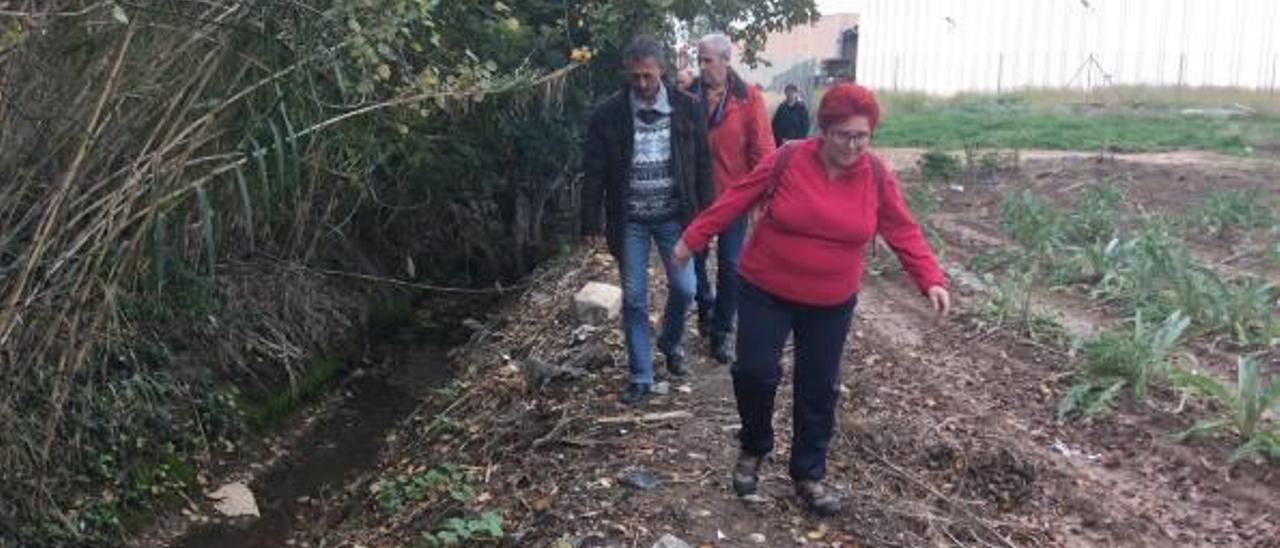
[
  {"xmin": 927, "ymin": 285, "xmax": 951, "ymax": 317},
  {"xmin": 672, "ymin": 238, "xmax": 692, "ymax": 269}
]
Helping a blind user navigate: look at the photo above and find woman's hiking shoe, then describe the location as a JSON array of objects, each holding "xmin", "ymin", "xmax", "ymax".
[
  {"xmin": 794, "ymin": 480, "xmax": 844, "ymax": 516},
  {"xmin": 710, "ymin": 333, "xmax": 735, "ymax": 364},
  {"xmin": 732, "ymin": 453, "xmax": 764, "ymax": 496}
]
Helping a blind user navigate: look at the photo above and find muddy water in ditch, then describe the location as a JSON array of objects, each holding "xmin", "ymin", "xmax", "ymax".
[{"xmin": 173, "ymin": 346, "xmax": 447, "ymax": 548}]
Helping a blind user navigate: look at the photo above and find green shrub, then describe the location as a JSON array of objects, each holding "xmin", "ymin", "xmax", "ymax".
[
  {"xmin": 917, "ymin": 149, "xmax": 962, "ymax": 184},
  {"xmin": 1171, "ymin": 355, "xmax": 1280, "ymax": 463},
  {"xmin": 1191, "ymin": 188, "xmax": 1275, "ymax": 239},
  {"xmin": 1059, "ymin": 311, "xmax": 1192, "ymax": 420}
]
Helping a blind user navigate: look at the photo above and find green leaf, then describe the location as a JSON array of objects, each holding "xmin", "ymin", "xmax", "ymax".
[
  {"xmin": 1171, "ymin": 418, "xmax": 1231, "ymax": 441},
  {"xmin": 1169, "ymin": 368, "xmax": 1232, "ymax": 402},
  {"xmin": 477, "ymin": 510, "xmax": 504, "ymax": 537}
]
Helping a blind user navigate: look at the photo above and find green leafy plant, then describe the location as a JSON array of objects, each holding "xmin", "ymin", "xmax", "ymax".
[
  {"xmin": 1203, "ymin": 277, "xmax": 1280, "ymax": 347},
  {"xmin": 1057, "ymin": 237, "xmax": 1131, "ymax": 290},
  {"xmin": 1059, "ymin": 311, "xmax": 1192, "ymax": 420},
  {"xmin": 1064, "ymin": 182, "xmax": 1125, "ymax": 244},
  {"xmin": 374, "ymin": 464, "xmax": 475, "ymax": 514},
  {"xmin": 917, "ymin": 149, "xmax": 962, "ymax": 184},
  {"xmin": 418, "ymin": 510, "xmax": 505, "ymax": 547},
  {"xmin": 1191, "ymin": 188, "xmax": 1275, "ymax": 239},
  {"xmin": 999, "ymin": 189, "xmax": 1062, "ymax": 259},
  {"xmin": 1262, "ymin": 226, "xmax": 1280, "ymax": 267},
  {"xmin": 1170, "ymin": 355, "xmax": 1280, "ymax": 463},
  {"xmin": 964, "ymin": 145, "xmax": 1019, "ymax": 184},
  {"xmin": 904, "ymin": 180, "xmax": 946, "ymax": 260},
  {"xmin": 967, "ymin": 248, "xmax": 1019, "ymax": 274}
]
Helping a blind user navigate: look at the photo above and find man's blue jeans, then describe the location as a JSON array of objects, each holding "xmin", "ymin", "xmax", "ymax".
[
  {"xmin": 694, "ymin": 215, "xmax": 748, "ymax": 337},
  {"xmin": 620, "ymin": 220, "xmax": 696, "ymax": 385}
]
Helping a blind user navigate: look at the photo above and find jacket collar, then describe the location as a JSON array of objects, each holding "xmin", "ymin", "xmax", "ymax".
[{"xmin": 630, "ymin": 80, "xmax": 672, "ymax": 115}]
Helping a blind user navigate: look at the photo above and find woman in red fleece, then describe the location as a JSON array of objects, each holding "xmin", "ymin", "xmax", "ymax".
[{"xmin": 673, "ymin": 83, "xmax": 951, "ymax": 515}]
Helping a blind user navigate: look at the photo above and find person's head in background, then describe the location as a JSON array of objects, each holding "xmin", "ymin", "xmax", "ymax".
[
  {"xmin": 676, "ymin": 68, "xmax": 695, "ymax": 91},
  {"xmin": 696, "ymin": 33, "xmax": 732, "ymax": 90},
  {"xmin": 785, "ymin": 83, "xmax": 800, "ymax": 104},
  {"xmin": 623, "ymin": 36, "xmax": 667, "ymax": 105}
]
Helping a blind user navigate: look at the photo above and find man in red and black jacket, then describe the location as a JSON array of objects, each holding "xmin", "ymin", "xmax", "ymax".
[{"xmin": 690, "ymin": 32, "xmax": 776, "ymax": 364}]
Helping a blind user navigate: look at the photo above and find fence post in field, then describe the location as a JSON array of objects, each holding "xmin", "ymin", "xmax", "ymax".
[
  {"xmin": 997, "ymin": 52, "xmax": 1004, "ymax": 94},
  {"xmin": 893, "ymin": 54, "xmax": 900, "ymax": 91},
  {"xmin": 1177, "ymin": 52, "xmax": 1186, "ymax": 89},
  {"xmin": 1272, "ymin": 54, "xmax": 1277, "ymax": 94}
]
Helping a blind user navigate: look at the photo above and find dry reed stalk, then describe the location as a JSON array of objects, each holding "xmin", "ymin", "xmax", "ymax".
[{"xmin": 0, "ymin": 23, "xmax": 134, "ymax": 348}]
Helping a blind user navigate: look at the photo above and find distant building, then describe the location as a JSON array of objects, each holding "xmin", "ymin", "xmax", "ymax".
[
  {"xmin": 736, "ymin": 14, "xmax": 860, "ymax": 92},
  {"xmin": 740, "ymin": 0, "xmax": 1280, "ymax": 95}
]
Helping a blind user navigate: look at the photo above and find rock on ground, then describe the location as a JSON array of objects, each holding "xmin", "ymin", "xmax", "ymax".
[
  {"xmin": 574, "ymin": 282, "xmax": 622, "ymax": 324},
  {"xmin": 651, "ymin": 533, "xmax": 692, "ymax": 548},
  {"xmin": 207, "ymin": 482, "xmax": 260, "ymax": 518}
]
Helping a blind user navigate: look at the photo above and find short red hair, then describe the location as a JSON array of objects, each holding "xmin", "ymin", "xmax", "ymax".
[{"xmin": 817, "ymin": 83, "xmax": 880, "ymax": 131}]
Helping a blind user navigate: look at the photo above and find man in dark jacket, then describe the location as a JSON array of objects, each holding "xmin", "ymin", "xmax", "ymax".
[
  {"xmin": 771, "ymin": 83, "xmax": 810, "ymax": 146},
  {"xmin": 580, "ymin": 36, "xmax": 714, "ymax": 406}
]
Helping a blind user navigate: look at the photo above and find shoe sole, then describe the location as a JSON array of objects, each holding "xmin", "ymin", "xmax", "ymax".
[{"xmin": 795, "ymin": 493, "xmax": 843, "ymax": 516}]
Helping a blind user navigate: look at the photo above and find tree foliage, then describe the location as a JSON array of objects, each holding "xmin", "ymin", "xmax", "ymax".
[{"xmin": 0, "ymin": 0, "xmax": 816, "ymax": 545}]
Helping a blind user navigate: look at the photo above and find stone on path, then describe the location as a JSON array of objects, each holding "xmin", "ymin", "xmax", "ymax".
[
  {"xmin": 621, "ymin": 467, "xmax": 661, "ymax": 491},
  {"xmin": 651, "ymin": 534, "xmax": 693, "ymax": 548},
  {"xmin": 207, "ymin": 482, "xmax": 259, "ymax": 518},
  {"xmin": 574, "ymin": 282, "xmax": 622, "ymax": 324}
]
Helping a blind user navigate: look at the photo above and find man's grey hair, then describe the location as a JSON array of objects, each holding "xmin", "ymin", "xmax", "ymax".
[
  {"xmin": 623, "ymin": 36, "xmax": 668, "ymax": 68},
  {"xmin": 698, "ymin": 33, "xmax": 733, "ymax": 61}
]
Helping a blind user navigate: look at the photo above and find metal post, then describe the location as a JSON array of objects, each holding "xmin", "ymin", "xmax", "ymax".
[
  {"xmin": 1177, "ymin": 52, "xmax": 1186, "ymax": 88},
  {"xmin": 1271, "ymin": 54, "xmax": 1277, "ymax": 94},
  {"xmin": 893, "ymin": 54, "xmax": 900, "ymax": 91},
  {"xmin": 997, "ymin": 52, "xmax": 1004, "ymax": 94}
]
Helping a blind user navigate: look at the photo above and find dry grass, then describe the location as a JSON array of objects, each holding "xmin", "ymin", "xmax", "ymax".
[{"xmin": 0, "ymin": 2, "xmax": 577, "ymax": 543}]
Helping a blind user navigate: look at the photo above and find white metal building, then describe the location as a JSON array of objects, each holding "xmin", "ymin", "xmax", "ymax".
[{"xmin": 773, "ymin": 0, "xmax": 1280, "ymax": 94}]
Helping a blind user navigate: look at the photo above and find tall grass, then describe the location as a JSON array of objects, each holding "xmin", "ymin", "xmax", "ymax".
[{"xmin": 0, "ymin": 2, "xmax": 581, "ymax": 544}]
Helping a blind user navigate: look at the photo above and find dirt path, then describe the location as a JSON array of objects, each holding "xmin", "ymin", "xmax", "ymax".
[
  {"xmin": 279, "ymin": 148, "xmax": 1280, "ymax": 548},
  {"xmin": 300, "ymin": 250, "xmax": 1277, "ymax": 548}
]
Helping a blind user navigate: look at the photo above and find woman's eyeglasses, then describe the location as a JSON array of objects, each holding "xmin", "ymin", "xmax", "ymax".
[{"xmin": 826, "ymin": 129, "xmax": 872, "ymax": 146}]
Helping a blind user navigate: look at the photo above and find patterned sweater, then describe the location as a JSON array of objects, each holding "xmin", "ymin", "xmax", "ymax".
[{"xmin": 627, "ymin": 113, "xmax": 679, "ymax": 222}]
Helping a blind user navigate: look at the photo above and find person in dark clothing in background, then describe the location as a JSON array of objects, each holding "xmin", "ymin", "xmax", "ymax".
[
  {"xmin": 580, "ymin": 36, "xmax": 714, "ymax": 406},
  {"xmin": 771, "ymin": 83, "xmax": 810, "ymax": 147}
]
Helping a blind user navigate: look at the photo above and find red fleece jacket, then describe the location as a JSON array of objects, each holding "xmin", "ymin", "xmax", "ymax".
[
  {"xmin": 707, "ymin": 83, "xmax": 775, "ymax": 194},
  {"xmin": 683, "ymin": 139, "xmax": 947, "ymax": 306}
]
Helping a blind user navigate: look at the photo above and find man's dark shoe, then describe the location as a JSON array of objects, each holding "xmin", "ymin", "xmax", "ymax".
[
  {"xmin": 620, "ymin": 383, "xmax": 650, "ymax": 406},
  {"xmin": 795, "ymin": 480, "xmax": 845, "ymax": 516},
  {"xmin": 666, "ymin": 350, "xmax": 690, "ymax": 377},
  {"xmin": 732, "ymin": 453, "xmax": 764, "ymax": 496},
  {"xmin": 710, "ymin": 333, "xmax": 735, "ymax": 364},
  {"xmin": 697, "ymin": 308, "xmax": 713, "ymax": 338}
]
